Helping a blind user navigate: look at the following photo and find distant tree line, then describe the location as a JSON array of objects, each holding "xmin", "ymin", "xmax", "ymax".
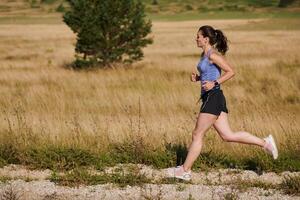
[{"xmin": 278, "ymin": 0, "xmax": 297, "ymax": 7}]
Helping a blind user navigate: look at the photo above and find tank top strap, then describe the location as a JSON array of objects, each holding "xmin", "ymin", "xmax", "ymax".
[{"xmin": 206, "ymin": 48, "xmax": 213, "ymax": 58}]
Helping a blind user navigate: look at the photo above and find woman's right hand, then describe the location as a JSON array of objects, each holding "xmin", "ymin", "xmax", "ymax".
[{"xmin": 191, "ymin": 72, "xmax": 198, "ymax": 82}]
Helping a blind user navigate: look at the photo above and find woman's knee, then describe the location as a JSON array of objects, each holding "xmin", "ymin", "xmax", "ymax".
[{"xmin": 192, "ymin": 129, "xmax": 205, "ymax": 141}]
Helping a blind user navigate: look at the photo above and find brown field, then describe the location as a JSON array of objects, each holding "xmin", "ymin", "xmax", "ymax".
[{"xmin": 0, "ymin": 18, "xmax": 299, "ymax": 159}]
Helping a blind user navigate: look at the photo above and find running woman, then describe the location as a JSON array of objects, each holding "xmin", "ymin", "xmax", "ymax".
[{"xmin": 166, "ymin": 25, "xmax": 278, "ymax": 181}]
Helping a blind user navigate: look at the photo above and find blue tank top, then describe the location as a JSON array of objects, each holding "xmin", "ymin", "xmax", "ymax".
[{"xmin": 197, "ymin": 49, "xmax": 221, "ymax": 95}]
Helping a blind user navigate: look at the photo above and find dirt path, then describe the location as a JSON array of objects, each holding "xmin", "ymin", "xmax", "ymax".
[{"xmin": 0, "ymin": 164, "xmax": 299, "ymax": 200}]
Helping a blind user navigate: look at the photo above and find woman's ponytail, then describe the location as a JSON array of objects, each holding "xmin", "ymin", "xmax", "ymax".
[{"xmin": 215, "ymin": 29, "xmax": 228, "ymax": 55}]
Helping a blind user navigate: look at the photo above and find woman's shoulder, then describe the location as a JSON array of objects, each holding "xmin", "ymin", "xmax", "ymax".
[
  {"xmin": 208, "ymin": 49, "xmax": 227, "ymax": 65},
  {"xmin": 209, "ymin": 49, "xmax": 224, "ymax": 60},
  {"xmin": 209, "ymin": 48, "xmax": 221, "ymax": 56}
]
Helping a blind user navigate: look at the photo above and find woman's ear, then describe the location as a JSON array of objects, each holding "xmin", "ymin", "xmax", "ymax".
[{"xmin": 205, "ymin": 37, "xmax": 209, "ymax": 44}]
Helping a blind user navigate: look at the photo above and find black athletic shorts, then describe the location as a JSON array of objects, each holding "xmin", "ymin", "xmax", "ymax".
[{"xmin": 200, "ymin": 89, "xmax": 228, "ymax": 116}]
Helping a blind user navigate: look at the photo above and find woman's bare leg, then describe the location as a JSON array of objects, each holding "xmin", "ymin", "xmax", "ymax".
[
  {"xmin": 182, "ymin": 113, "xmax": 217, "ymax": 171},
  {"xmin": 213, "ymin": 112, "xmax": 265, "ymax": 147}
]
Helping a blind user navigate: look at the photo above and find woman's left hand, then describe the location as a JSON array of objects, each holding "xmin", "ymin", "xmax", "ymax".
[{"xmin": 202, "ymin": 81, "xmax": 214, "ymax": 91}]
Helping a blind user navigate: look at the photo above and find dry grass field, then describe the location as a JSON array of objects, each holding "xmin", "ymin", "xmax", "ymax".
[{"xmin": 0, "ymin": 17, "xmax": 299, "ymax": 171}]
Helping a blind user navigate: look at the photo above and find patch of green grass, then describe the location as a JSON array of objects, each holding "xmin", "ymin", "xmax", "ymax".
[
  {"xmin": 272, "ymin": 10, "xmax": 300, "ymax": 18},
  {"xmin": 41, "ymin": 0, "xmax": 57, "ymax": 4},
  {"xmin": 109, "ymin": 139, "xmax": 175, "ymax": 168},
  {"xmin": 0, "ymin": 157, "xmax": 7, "ymax": 168},
  {"xmin": 23, "ymin": 147, "xmax": 95, "ymax": 170},
  {"xmin": 205, "ymin": 176, "xmax": 278, "ymax": 193},
  {"xmin": 230, "ymin": 19, "xmax": 300, "ymax": 31},
  {"xmin": 0, "ymin": 176, "xmax": 12, "ymax": 183},
  {"xmin": 233, "ymin": 179, "xmax": 277, "ymax": 192},
  {"xmin": 144, "ymin": 0, "xmax": 285, "ymax": 14},
  {"xmin": 280, "ymin": 174, "xmax": 300, "ymax": 195},
  {"xmin": 148, "ymin": 10, "xmax": 300, "ymax": 21},
  {"xmin": 1, "ymin": 126, "xmax": 299, "ymax": 173},
  {"xmin": 0, "ymin": 5, "xmax": 10, "ymax": 12},
  {"xmin": 0, "ymin": 137, "xmax": 175, "ymax": 170},
  {"xmin": 0, "ymin": 144, "xmax": 98, "ymax": 170},
  {"xmin": 0, "ymin": 144, "xmax": 21, "ymax": 165},
  {"xmin": 1, "ymin": 140, "xmax": 300, "ymax": 173},
  {"xmin": 148, "ymin": 11, "xmax": 260, "ymax": 21},
  {"xmin": 0, "ymin": 16, "xmax": 63, "ymax": 25},
  {"xmin": 19, "ymin": 0, "xmax": 296, "ymax": 14},
  {"xmin": 22, "ymin": 146, "xmax": 97, "ymax": 170},
  {"xmin": 192, "ymin": 148, "xmax": 300, "ymax": 173},
  {"xmin": 50, "ymin": 167, "xmax": 151, "ymax": 187},
  {"xmin": 1, "ymin": 9, "xmax": 299, "ymax": 25}
]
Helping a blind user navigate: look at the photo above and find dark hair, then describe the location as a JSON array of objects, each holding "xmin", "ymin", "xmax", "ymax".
[{"xmin": 198, "ymin": 25, "xmax": 228, "ymax": 55}]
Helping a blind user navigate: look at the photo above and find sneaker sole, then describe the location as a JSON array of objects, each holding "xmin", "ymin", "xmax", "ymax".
[
  {"xmin": 175, "ymin": 174, "xmax": 191, "ymax": 181},
  {"xmin": 269, "ymin": 135, "xmax": 278, "ymax": 159},
  {"xmin": 166, "ymin": 169, "xmax": 191, "ymax": 181}
]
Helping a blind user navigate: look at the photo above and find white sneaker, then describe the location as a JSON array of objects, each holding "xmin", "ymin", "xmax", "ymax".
[
  {"xmin": 166, "ymin": 165, "xmax": 192, "ymax": 181},
  {"xmin": 263, "ymin": 134, "xmax": 278, "ymax": 159}
]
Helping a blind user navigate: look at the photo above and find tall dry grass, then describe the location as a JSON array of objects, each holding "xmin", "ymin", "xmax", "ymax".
[{"xmin": 0, "ymin": 19, "xmax": 299, "ymax": 166}]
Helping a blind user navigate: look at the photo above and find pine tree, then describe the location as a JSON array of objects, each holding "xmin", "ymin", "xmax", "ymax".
[{"xmin": 63, "ymin": 0, "xmax": 153, "ymax": 68}]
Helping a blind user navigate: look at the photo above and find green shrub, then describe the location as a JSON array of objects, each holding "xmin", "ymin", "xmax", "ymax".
[{"xmin": 63, "ymin": 0, "xmax": 152, "ymax": 68}]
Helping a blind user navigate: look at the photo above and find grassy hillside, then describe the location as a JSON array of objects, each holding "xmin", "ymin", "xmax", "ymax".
[
  {"xmin": 0, "ymin": 0, "xmax": 299, "ymax": 16},
  {"xmin": 144, "ymin": 0, "xmax": 280, "ymax": 13}
]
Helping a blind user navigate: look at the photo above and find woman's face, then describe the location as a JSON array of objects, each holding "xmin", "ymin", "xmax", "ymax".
[{"xmin": 196, "ymin": 31, "xmax": 208, "ymax": 48}]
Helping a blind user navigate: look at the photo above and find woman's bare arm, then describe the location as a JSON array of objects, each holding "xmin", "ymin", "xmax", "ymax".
[{"xmin": 210, "ymin": 52, "xmax": 235, "ymax": 84}]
